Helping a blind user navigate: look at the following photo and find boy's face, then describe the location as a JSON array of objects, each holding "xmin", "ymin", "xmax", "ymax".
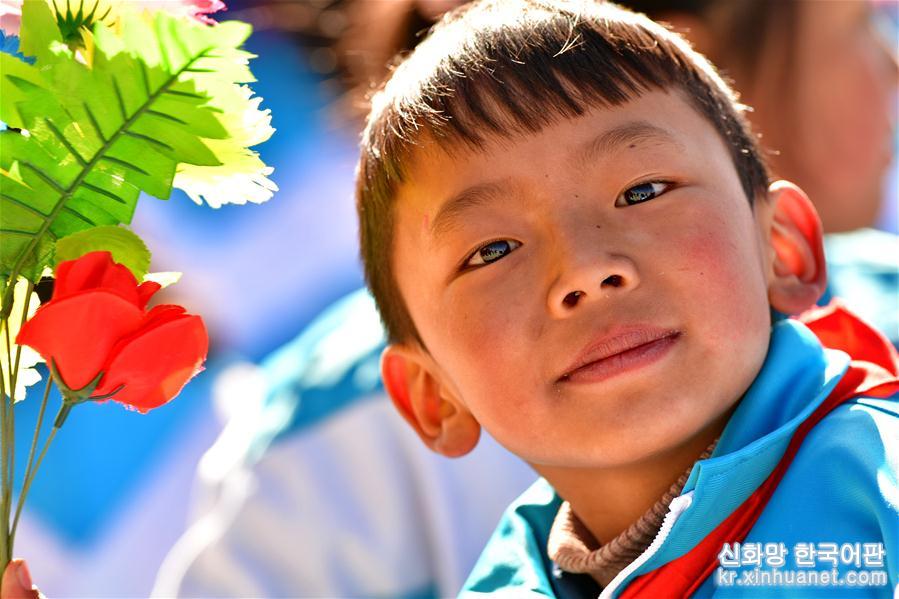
[{"xmin": 389, "ymin": 90, "xmax": 794, "ymax": 468}]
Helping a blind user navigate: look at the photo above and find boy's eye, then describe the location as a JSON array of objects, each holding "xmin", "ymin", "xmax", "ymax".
[
  {"xmin": 615, "ymin": 181, "xmax": 671, "ymax": 206},
  {"xmin": 466, "ymin": 239, "xmax": 522, "ymax": 267}
]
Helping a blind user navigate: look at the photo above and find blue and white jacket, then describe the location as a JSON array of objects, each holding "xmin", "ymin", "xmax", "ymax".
[{"xmin": 462, "ymin": 310, "xmax": 899, "ymax": 598}]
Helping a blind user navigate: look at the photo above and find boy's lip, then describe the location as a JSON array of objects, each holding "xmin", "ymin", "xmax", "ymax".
[{"xmin": 558, "ymin": 326, "xmax": 682, "ymax": 383}]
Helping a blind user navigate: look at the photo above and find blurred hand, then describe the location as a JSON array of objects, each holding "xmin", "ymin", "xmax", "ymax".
[{"xmin": 1, "ymin": 560, "xmax": 39, "ymax": 599}]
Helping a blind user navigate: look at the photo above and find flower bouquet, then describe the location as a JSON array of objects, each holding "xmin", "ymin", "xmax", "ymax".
[{"xmin": 0, "ymin": 0, "xmax": 276, "ymax": 578}]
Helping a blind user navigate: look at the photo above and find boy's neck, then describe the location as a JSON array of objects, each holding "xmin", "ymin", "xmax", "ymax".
[{"xmin": 531, "ymin": 406, "xmax": 735, "ymax": 546}]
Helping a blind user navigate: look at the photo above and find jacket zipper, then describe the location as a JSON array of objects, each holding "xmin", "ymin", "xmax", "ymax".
[{"xmin": 597, "ymin": 490, "xmax": 695, "ymax": 598}]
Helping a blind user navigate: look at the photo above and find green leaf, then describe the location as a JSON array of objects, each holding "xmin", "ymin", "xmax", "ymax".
[
  {"xmin": 0, "ymin": 53, "xmax": 48, "ymax": 130},
  {"xmin": 18, "ymin": 0, "xmax": 69, "ymax": 66},
  {"xmin": 54, "ymin": 225, "xmax": 151, "ymax": 280},
  {"xmin": 0, "ymin": 8, "xmax": 269, "ymax": 286}
]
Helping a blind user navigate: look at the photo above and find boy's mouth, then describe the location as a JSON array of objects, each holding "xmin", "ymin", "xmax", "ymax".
[{"xmin": 558, "ymin": 327, "xmax": 681, "ymax": 384}]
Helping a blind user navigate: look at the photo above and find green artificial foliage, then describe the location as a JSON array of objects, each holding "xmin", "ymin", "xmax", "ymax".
[
  {"xmin": 54, "ymin": 225, "xmax": 151, "ymax": 280},
  {"xmin": 0, "ymin": 0, "xmax": 266, "ymax": 297}
]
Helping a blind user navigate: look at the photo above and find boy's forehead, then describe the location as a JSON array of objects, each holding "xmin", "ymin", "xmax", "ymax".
[
  {"xmin": 399, "ymin": 89, "xmax": 716, "ymax": 207},
  {"xmin": 415, "ymin": 119, "xmax": 685, "ymax": 170}
]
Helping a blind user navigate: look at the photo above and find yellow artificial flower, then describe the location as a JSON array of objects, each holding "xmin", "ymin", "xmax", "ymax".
[{"xmin": 0, "ymin": 277, "xmax": 44, "ymax": 401}]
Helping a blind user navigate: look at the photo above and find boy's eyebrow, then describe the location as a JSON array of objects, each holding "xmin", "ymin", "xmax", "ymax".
[
  {"xmin": 430, "ymin": 120, "xmax": 682, "ymax": 240},
  {"xmin": 574, "ymin": 120, "xmax": 684, "ymax": 168},
  {"xmin": 430, "ymin": 180, "xmax": 509, "ymax": 240}
]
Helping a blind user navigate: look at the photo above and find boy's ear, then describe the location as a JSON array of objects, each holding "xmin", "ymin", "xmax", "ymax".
[
  {"xmin": 381, "ymin": 344, "xmax": 480, "ymax": 458},
  {"xmin": 761, "ymin": 180, "xmax": 827, "ymax": 315}
]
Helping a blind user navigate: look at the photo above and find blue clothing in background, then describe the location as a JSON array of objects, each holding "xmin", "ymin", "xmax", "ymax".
[
  {"xmin": 154, "ymin": 290, "xmax": 537, "ymax": 597},
  {"xmin": 822, "ymin": 228, "xmax": 898, "ymax": 344}
]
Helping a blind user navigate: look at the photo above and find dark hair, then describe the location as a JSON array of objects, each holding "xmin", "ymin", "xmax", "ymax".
[{"xmin": 356, "ymin": 0, "xmax": 770, "ymax": 346}]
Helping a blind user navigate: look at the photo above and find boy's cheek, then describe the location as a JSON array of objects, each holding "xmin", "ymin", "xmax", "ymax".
[
  {"xmin": 660, "ymin": 228, "xmax": 725, "ymax": 296},
  {"xmin": 673, "ymin": 222, "xmax": 770, "ymax": 337},
  {"xmin": 439, "ymin": 298, "xmax": 529, "ymax": 374},
  {"xmin": 437, "ymin": 290, "xmax": 544, "ymax": 401}
]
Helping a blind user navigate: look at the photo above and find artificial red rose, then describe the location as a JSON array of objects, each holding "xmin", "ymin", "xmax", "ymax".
[{"xmin": 16, "ymin": 251, "xmax": 208, "ymax": 413}]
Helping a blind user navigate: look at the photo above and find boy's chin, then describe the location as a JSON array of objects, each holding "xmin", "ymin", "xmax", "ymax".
[{"xmin": 523, "ymin": 402, "xmax": 736, "ymax": 472}]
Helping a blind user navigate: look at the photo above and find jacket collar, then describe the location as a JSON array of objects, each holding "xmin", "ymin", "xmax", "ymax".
[{"xmin": 633, "ymin": 318, "xmax": 849, "ymax": 574}]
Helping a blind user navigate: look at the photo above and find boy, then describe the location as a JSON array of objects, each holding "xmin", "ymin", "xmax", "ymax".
[{"xmin": 355, "ymin": 0, "xmax": 899, "ymax": 596}]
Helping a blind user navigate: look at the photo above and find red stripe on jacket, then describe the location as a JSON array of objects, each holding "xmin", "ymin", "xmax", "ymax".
[{"xmin": 620, "ymin": 304, "xmax": 899, "ymax": 598}]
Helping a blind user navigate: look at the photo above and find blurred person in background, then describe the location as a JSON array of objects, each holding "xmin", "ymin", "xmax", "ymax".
[
  {"xmin": 149, "ymin": 1, "xmax": 898, "ymax": 598},
  {"xmin": 632, "ymin": 0, "xmax": 897, "ymax": 235},
  {"xmin": 621, "ymin": 0, "xmax": 899, "ymax": 334}
]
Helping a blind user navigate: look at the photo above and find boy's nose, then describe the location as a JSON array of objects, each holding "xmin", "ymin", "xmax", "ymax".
[{"xmin": 546, "ymin": 251, "xmax": 639, "ymax": 318}]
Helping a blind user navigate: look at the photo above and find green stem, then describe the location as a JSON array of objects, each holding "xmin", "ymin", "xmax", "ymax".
[
  {"xmin": 0, "ymin": 271, "xmax": 22, "ymax": 574},
  {"xmin": 3, "ymin": 310, "xmax": 13, "ymax": 506},
  {"xmin": 5, "ymin": 281, "xmax": 34, "ymax": 543},
  {"xmin": 0, "ymin": 281, "xmax": 10, "ymax": 323},
  {"xmin": 3, "ymin": 311, "xmax": 12, "ymax": 491},
  {"xmin": 1, "ymin": 280, "xmax": 36, "ymax": 571},
  {"xmin": 0, "ymin": 361, "xmax": 8, "ymax": 572},
  {"xmin": 8, "ymin": 280, "xmax": 34, "ymax": 403},
  {"xmin": 23, "ymin": 380, "xmax": 52, "ymax": 487},
  {"xmin": 11, "ymin": 377, "xmax": 52, "ymax": 556},
  {"xmin": 9, "ymin": 425, "xmax": 59, "ymax": 550}
]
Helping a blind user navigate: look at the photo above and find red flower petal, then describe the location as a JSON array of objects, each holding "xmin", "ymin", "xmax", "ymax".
[
  {"xmin": 54, "ymin": 251, "xmax": 142, "ymax": 307},
  {"xmin": 99, "ymin": 304, "xmax": 186, "ymax": 363},
  {"xmin": 136, "ymin": 281, "xmax": 162, "ymax": 310},
  {"xmin": 142, "ymin": 304, "xmax": 187, "ymax": 327},
  {"xmin": 16, "ymin": 291, "xmax": 144, "ymax": 390},
  {"xmin": 93, "ymin": 314, "xmax": 209, "ymax": 412}
]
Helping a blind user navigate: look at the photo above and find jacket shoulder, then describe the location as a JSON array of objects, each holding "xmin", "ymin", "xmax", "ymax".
[
  {"xmin": 461, "ymin": 480, "xmax": 560, "ymax": 597},
  {"xmin": 798, "ymin": 392, "xmax": 898, "ymax": 473},
  {"xmin": 754, "ymin": 391, "xmax": 898, "ymax": 545}
]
